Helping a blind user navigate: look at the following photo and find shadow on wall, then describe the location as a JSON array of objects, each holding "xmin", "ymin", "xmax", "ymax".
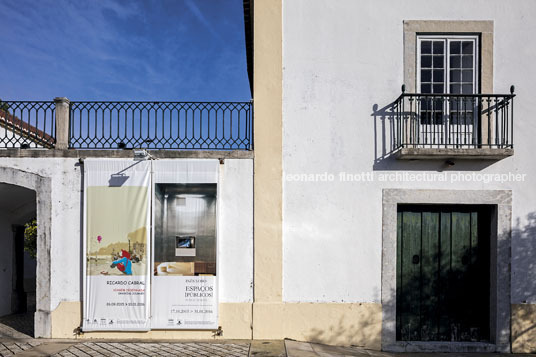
[
  {"xmin": 511, "ymin": 212, "xmax": 536, "ymax": 352},
  {"xmin": 300, "ymin": 210, "xmax": 536, "ymax": 352},
  {"xmin": 371, "ymin": 102, "xmax": 496, "ymax": 172},
  {"xmin": 304, "ymin": 305, "xmax": 381, "ymax": 349},
  {"xmin": 512, "ymin": 212, "xmax": 536, "ymax": 303}
]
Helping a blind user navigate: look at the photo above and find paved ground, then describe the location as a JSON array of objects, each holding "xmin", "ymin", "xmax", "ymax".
[
  {"xmin": 0, "ymin": 313, "xmax": 34, "ymax": 339},
  {"xmin": 1, "ymin": 317, "xmax": 536, "ymax": 356},
  {"xmin": 0, "ymin": 342, "xmax": 42, "ymax": 357},
  {"xmin": 52, "ymin": 341, "xmax": 250, "ymax": 357},
  {"xmin": 2, "ymin": 339, "xmax": 536, "ymax": 357},
  {"xmin": 283, "ymin": 340, "xmax": 536, "ymax": 357}
]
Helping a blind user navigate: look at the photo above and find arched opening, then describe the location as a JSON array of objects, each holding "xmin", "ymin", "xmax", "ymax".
[{"xmin": 0, "ymin": 183, "xmax": 36, "ymax": 338}]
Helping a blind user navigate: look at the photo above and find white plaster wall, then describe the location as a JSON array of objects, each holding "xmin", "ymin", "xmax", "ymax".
[
  {"xmin": 0, "ymin": 157, "xmax": 253, "ymax": 314},
  {"xmin": 0, "ymin": 158, "xmax": 83, "ymax": 311},
  {"xmin": 218, "ymin": 159, "xmax": 254, "ymax": 302},
  {"xmin": 282, "ymin": 0, "xmax": 536, "ymax": 303}
]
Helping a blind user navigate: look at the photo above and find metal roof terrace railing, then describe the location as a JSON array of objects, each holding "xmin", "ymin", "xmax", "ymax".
[
  {"xmin": 0, "ymin": 99, "xmax": 253, "ymax": 151},
  {"xmin": 0, "ymin": 101, "xmax": 56, "ymax": 148},
  {"xmin": 70, "ymin": 101, "xmax": 253, "ymax": 150}
]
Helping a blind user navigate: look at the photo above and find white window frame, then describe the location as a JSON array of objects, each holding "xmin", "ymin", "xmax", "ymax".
[{"xmin": 416, "ymin": 35, "xmax": 479, "ymax": 94}]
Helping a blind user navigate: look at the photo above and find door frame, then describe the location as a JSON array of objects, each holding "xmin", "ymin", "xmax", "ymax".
[{"xmin": 381, "ymin": 189, "xmax": 511, "ymax": 352}]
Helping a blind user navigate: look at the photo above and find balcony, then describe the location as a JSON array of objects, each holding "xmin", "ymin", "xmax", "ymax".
[
  {"xmin": 391, "ymin": 86, "xmax": 515, "ymax": 160},
  {"xmin": 0, "ymin": 98, "xmax": 252, "ymax": 158}
]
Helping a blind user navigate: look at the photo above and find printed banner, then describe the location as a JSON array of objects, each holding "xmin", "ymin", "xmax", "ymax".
[
  {"xmin": 83, "ymin": 160, "xmax": 151, "ymax": 331},
  {"xmin": 151, "ymin": 160, "xmax": 219, "ymax": 329}
]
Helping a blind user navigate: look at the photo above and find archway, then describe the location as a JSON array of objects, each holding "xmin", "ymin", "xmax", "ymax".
[
  {"xmin": 0, "ymin": 183, "xmax": 36, "ymax": 337},
  {"xmin": 0, "ymin": 167, "xmax": 52, "ymax": 338}
]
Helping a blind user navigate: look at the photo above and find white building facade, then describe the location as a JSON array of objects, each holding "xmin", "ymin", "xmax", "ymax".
[{"xmin": 255, "ymin": 0, "xmax": 535, "ymax": 353}]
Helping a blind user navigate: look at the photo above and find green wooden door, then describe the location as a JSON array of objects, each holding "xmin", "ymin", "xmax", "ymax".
[{"xmin": 396, "ymin": 205, "xmax": 490, "ymax": 342}]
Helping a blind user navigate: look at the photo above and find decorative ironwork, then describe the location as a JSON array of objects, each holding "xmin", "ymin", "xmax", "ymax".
[
  {"xmin": 0, "ymin": 101, "xmax": 56, "ymax": 148},
  {"xmin": 69, "ymin": 101, "xmax": 252, "ymax": 150},
  {"xmin": 392, "ymin": 86, "xmax": 515, "ymax": 149}
]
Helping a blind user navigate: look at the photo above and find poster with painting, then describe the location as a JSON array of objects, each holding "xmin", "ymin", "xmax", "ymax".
[{"xmin": 83, "ymin": 160, "xmax": 151, "ymax": 331}]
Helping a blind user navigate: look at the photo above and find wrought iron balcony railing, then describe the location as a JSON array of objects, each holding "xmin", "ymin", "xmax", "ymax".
[{"xmin": 392, "ymin": 86, "xmax": 515, "ymax": 150}]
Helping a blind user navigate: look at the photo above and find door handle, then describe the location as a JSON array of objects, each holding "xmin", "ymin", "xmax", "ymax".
[{"xmin": 412, "ymin": 254, "xmax": 420, "ymax": 264}]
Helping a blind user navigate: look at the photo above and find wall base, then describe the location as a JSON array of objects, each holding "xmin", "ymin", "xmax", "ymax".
[
  {"xmin": 512, "ymin": 303, "xmax": 536, "ymax": 353},
  {"xmin": 50, "ymin": 301, "xmax": 382, "ymax": 349},
  {"xmin": 50, "ymin": 301, "xmax": 253, "ymax": 340},
  {"xmin": 252, "ymin": 302, "xmax": 381, "ymax": 350},
  {"xmin": 52, "ymin": 300, "xmax": 535, "ymax": 352}
]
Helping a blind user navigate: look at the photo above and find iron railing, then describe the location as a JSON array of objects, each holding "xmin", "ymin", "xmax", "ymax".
[
  {"xmin": 69, "ymin": 101, "xmax": 252, "ymax": 150},
  {"xmin": 393, "ymin": 86, "xmax": 515, "ymax": 149},
  {"xmin": 0, "ymin": 101, "xmax": 56, "ymax": 148}
]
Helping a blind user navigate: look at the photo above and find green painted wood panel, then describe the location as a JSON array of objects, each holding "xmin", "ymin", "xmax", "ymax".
[
  {"xmin": 450, "ymin": 211, "xmax": 471, "ymax": 341},
  {"xmin": 400, "ymin": 210, "xmax": 422, "ymax": 341},
  {"xmin": 438, "ymin": 211, "xmax": 451, "ymax": 340},
  {"xmin": 396, "ymin": 205, "xmax": 490, "ymax": 342},
  {"xmin": 396, "ymin": 212, "xmax": 402, "ymax": 340},
  {"xmin": 468, "ymin": 211, "xmax": 480, "ymax": 339},
  {"xmin": 420, "ymin": 211, "xmax": 439, "ymax": 341}
]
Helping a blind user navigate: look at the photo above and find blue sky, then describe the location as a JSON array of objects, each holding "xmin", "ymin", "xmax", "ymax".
[{"xmin": 0, "ymin": 0, "xmax": 250, "ymax": 101}]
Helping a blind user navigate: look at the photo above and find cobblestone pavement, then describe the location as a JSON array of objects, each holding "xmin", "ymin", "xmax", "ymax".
[
  {"xmin": 52, "ymin": 342, "xmax": 250, "ymax": 357},
  {"xmin": 0, "ymin": 341, "xmax": 41, "ymax": 357}
]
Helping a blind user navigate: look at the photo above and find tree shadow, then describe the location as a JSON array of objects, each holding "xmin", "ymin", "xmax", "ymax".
[
  {"xmin": 304, "ymin": 305, "xmax": 382, "ymax": 350},
  {"xmin": 511, "ymin": 212, "xmax": 536, "ymax": 352},
  {"xmin": 299, "ymin": 209, "xmax": 536, "ymax": 353}
]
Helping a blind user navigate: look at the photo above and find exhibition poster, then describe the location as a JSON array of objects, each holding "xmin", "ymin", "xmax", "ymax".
[
  {"xmin": 83, "ymin": 160, "xmax": 151, "ymax": 331},
  {"xmin": 151, "ymin": 160, "xmax": 219, "ymax": 329}
]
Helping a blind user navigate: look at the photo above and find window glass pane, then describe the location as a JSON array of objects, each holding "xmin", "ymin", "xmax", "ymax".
[
  {"xmin": 433, "ymin": 111, "xmax": 443, "ymax": 125},
  {"xmin": 450, "ymin": 55, "xmax": 461, "ymax": 68},
  {"xmin": 420, "ymin": 111, "xmax": 431, "ymax": 125},
  {"xmin": 421, "ymin": 41, "xmax": 432, "ymax": 54},
  {"xmin": 433, "ymin": 56, "xmax": 443, "ymax": 68},
  {"xmin": 450, "ymin": 84, "xmax": 461, "ymax": 94},
  {"xmin": 450, "ymin": 112, "xmax": 459, "ymax": 125},
  {"xmin": 452, "ymin": 112, "xmax": 474, "ymax": 126},
  {"xmin": 421, "ymin": 83, "xmax": 431, "ymax": 93},
  {"xmin": 433, "ymin": 41, "xmax": 444, "ymax": 54},
  {"xmin": 433, "ymin": 69, "xmax": 444, "ymax": 82},
  {"xmin": 433, "ymin": 84, "xmax": 444, "ymax": 93},
  {"xmin": 462, "ymin": 41, "xmax": 473, "ymax": 54},
  {"xmin": 420, "ymin": 99, "xmax": 430, "ymax": 110},
  {"xmin": 464, "ymin": 112, "xmax": 474, "ymax": 125},
  {"xmin": 462, "ymin": 70, "xmax": 473, "ymax": 82},
  {"xmin": 450, "ymin": 70, "xmax": 461, "ymax": 82},
  {"xmin": 421, "ymin": 70, "xmax": 431, "ymax": 82},
  {"xmin": 462, "ymin": 55, "xmax": 474, "ymax": 68},
  {"xmin": 421, "ymin": 55, "xmax": 432, "ymax": 68},
  {"xmin": 450, "ymin": 41, "xmax": 461, "ymax": 54},
  {"xmin": 462, "ymin": 84, "xmax": 473, "ymax": 94}
]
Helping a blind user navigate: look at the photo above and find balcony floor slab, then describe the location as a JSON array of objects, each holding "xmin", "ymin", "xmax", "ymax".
[{"xmin": 395, "ymin": 147, "xmax": 513, "ymax": 160}]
